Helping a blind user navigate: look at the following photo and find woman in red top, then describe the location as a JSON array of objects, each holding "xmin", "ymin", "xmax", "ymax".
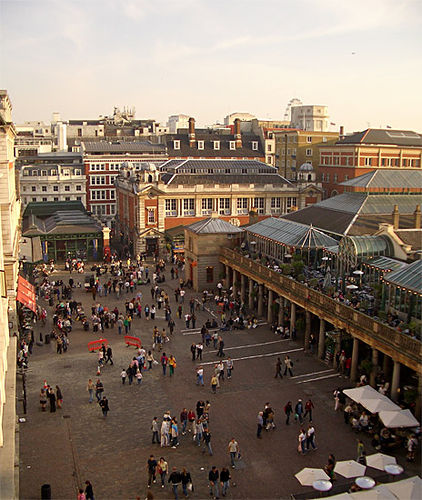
[{"xmin": 303, "ymin": 399, "xmax": 314, "ymax": 423}]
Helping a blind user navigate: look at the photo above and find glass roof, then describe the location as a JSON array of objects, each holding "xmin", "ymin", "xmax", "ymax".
[
  {"xmin": 363, "ymin": 256, "xmax": 408, "ymax": 273},
  {"xmin": 383, "ymin": 259, "xmax": 422, "ymax": 293}
]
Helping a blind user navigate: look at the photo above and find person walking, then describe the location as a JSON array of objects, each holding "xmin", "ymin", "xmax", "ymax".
[
  {"xmin": 284, "ymin": 401, "xmax": 293, "ymax": 425},
  {"xmin": 303, "ymin": 399, "xmax": 314, "ymax": 422},
  {"xmin": 274, "ymin": 357, "xmax": 283, "ymax": 379},
  {"xmin": 95, "ymin": 379, "xmax": 104, "ymax": 402},
  {"xmin": 147, "ymin": 455, "xmax": 158, "ymax": 488},
  {"xmin": 157, "ymin": 457, "xmax": 168, "ymax": 488},
  {"xmin": 171, "ymin": 418, "xmax": 179, "ymax": 448},
  {"xmin": 196, "ymin": 343, "xmax": 203, "ymax": 360},
  {"xmin": 283, "ymin": 355, "xmax": 294, "ymax": 376},
  {"xmin": 180, "ymin": 468, "xmax": 193, "ymax": 497},
  {"xmin": 196, "ymin": 366, "xmax": 204, "ymax": 386},
  {"xmin": 40, "ymin": 388, "xmax": 47, "ymax": 411},
  {"xmin": 56, "ymin": 385, "xmax": 63, "ymax": 409},
  {"xmin": 295, "ymin": 399, "xmax": 304, "ymax": 424},
  {"xmin": 180, "ymin": 408, "xmax": 188, "ymax": 435},
  {"xmin": 120, "ymin": 368, "xmax": 127, "ymax": 384},
  {"xmin": 298, "ymin": 428, "xmax": 307, "ymax": 454},
  {"xmin": 84, "ymin": 480, "xmax": 94, "ymax": 500},
  {"xmin": 211, "ymin": 374, "xmax": 218, "ymax": 394},
  {"xmin": 190, "ymin": 343, "xmax": 196, "ymax": 361},
  {"xmin": 105, "ymin": 345, "xmax": 113, "ymax": 365},
  {"xmin": 208, "ymin": 466, "xmax": 219, "ymax": 499},
  {"xmin": 48, "ymin": 387, "xmax": 56, "ymax": 412},
  {"xmin": 169, "ymin": 355, "xmax": 177, "ymax": 376},
  {"xmin": 226, "ymin": 357, "xmax": 233, "ymax": 379},
  {"xmin": 220, "ymin": 467, "xmax": 231, "ymax": 497},
  {"xmin": 306, "ymin": 424, "xmax": 316, "ymax": 450},
  {"xmin": 99, "ymin": 396, "xmax": 109, "ymax": 417},
  {"xmin": 228, "ymin": 438, "xmax": 239, "ymax": 468},
  {"xmin": 217, "ymin": 337, "xmax": 225, "ymax": 357},
  {"xmin": 257, "ymin": 411, "xmax": 263, "ymax": 438},
  {"xmin": 202, "ymin": 429, "xmax": 213, "ymax": 455},
  {"xmin": 168, "ymin": 467, "xmax": 182, "ymax": 499},
  {"xmin": 161, "ymin": 352, "xmax": 168, "ymax": 376},
  {"xmin": 152, "ymin": 417, "xmax": 160, "ymax": 444},
  {"xmin": 87, "ymin": 379, "xmax": 94, "ymax": 403}
]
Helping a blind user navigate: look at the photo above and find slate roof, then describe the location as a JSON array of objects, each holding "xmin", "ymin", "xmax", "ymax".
[
  {"xmin": 383, "ymin": 259, "xmax": 422, "ymax": 293},
  {"xmin": 82, "ymin": 141, "xmax": 167, "ymax": 154},
  {"xmin": 160, "ymin": 159, "xmax": 278, "ymax": 174},
  {"xmin": 165, "ymin": 131, "xmax": 264, "ymax": 158},
  {"xmin": 281, "ymin": 193, "xmax": 422, "ymax": 236},
  {"xmin": 339, "ymin": 129, "xmax": 422, "ymax": 147},
  {"xmin": 341, "ymin": 169, "xmax": 422, "ymax": 190},
  {"xmin": 186, "ymin": 218, "xmax": 244, "ymax": 234},
  {"xmin": 23, "ymin": 201, "xmax": 86, "ymax": 218},
  {"xmin": 246, "ymin": 217, "xmax": 338, "ymax": 249},
  {"xmin": 23, "ymin": 210, "xmax": 102, "ymax": 236},
  {"xmin": 163, "ymin": 174, "xmax": 289, "ymax": 186}
]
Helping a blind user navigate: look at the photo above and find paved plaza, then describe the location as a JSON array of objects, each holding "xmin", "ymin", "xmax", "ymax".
[{"xmin": 18, "ymin": 265, "xmax": 417, "ymax": 499}]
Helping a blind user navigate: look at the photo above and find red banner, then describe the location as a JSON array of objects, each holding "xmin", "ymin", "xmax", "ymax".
[
  {"xmin": 17, "ymin": 275, "xmax": 36, "ymax": 313},
  {"xmin": 124, "ymin": 335, "xmax": 141, "ymax": 348},
  {"xmin": 87, "ymin": 339, "xmax": 108, "ymax": 352}
]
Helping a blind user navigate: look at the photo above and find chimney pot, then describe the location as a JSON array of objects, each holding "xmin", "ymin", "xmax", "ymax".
[
  {"xmin": 339, "ymin": 126, "xmax": 344, "ymax": 138},
  {"xmin": 234, "ymin": 118, "xmax": 242, "ymax": 148},
  {"xmin": 414, "ymin": 204, "xmax": 421, "ymax": 229},
  {"xmin": 392, "ymin": 204, "xmax": 400, "ymax": 229},
  {"xmin": 188, "ymin": 117, "xmax": 195, "ymax": 147}
]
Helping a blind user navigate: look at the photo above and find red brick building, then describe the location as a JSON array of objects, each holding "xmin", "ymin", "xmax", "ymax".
[{"xmin": 319, "ymin": 129, "xmax": 422, "ymax": 197}]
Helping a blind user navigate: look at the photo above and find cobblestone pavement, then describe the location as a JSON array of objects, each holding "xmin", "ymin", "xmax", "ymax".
[{"xmin": 18, "ymin": 265, "xmax": 419, "ymax": 499}]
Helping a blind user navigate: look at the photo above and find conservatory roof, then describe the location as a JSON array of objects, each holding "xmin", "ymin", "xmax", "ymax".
[
  {"xmin": 362, "ymin": 256, "xmax": 408, "ymax": 273},
  {"xmin": 383, "ymin": 259, "xmax": 422, "ymax": 294}
]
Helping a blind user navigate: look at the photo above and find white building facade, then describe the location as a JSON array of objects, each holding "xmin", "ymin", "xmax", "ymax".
[{"xmin": 290, "ymin": 105, "xmax": 330, "ymax": 132}]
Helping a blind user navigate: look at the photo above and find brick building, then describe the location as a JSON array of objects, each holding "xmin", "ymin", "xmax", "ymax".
[{"xmin": 319, "ymin": 129, "xmax": 422, "ymax": 198}]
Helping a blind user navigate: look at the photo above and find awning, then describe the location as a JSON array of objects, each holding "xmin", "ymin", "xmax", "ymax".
[
  {"xmin": 17, "ymin": 275, "xmax": 36, "ymax": 313},
  {"xmin": 378, "ymin": 409, "xmax": 419, "ymax": 428}
]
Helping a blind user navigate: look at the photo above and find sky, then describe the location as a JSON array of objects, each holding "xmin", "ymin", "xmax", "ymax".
[{"xmin": 1, "ymin": 0, "xmax": 421, "ymax": 132}]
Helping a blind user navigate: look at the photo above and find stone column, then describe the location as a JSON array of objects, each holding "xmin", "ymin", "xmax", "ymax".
[
  {"xmin": 257, "ymin": 284, "xmax": 264, "ymax": 317},
  {"xmin": 304, "ymin": 310, "xmax": 311, "ymax": 350},
  {"xmin": 370, "ymin": 348, "xmax": 379, "ymax": 387},
  {"xmin": 415, "ymin": 375, "xmax": 422, "ymax": 422},
  {"xmin": 318, "ymin": 318, "xmax": 325, "ymax": 359},
  {"xmin": 391, "ymin": 360, "xmax": 400, "ymax": 402},
  {"xmin": 267, "ymin": 289, "xmax": 273, "ymax": 323},
  {"xmin": 290, "ymin": 302, "xmax": 296, "ymax": 332},
  {"xmin": 383, "ymin": 354, "xmax": 391, "ymax": 378},
  {"xmin": 232, "ymin": 269, "xmax": 238, "ymax": 298},
  {"xmin": 240, "ymin": 274, "xmax": 246, "ymax": 303},
  {"xmin": 225, "ymin": 265, "xmax": 230, "ymax": 289},
  {"xmin": 248, "ymin": 279, "xmax": 254, "ymax": 310},
  {"xmin": 350, "ymin": 338, "xmax": 359, "ymax": 382},
  {"xmin": 278, "ymin": 297, "xmax": 284, "ymax": 325}
]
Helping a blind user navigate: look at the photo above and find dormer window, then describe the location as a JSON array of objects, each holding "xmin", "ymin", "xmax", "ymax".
[
  {"xmin": 229, "ymin": 141, "xmax": 236, "ymax": 150},
  {"xmin": 173, "ymin": 140, "xmax": 180, "ymax": 150},
  {"xmin": 213, "ymin": 141, "xmax": 220, "ymax": 150},
  {"xmin": 252, "ymin": 141, "xmax": 258, "ymax": 151},
  {"xmin": 198, "ymin": 140, "xmax": 204, "ymax": 150}
]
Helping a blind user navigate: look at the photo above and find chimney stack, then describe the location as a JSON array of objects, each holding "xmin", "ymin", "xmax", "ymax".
[
  {"xmin": 234, "ymin": 118, "xmax": 242, "ymax": 148},
  {"xmin": 392, "ymin": 204, "xmax": 400, "ymax": 229},
  {"xmin": 339, "ymin": 125, "xmax": 345, "ymax": 139},
  {"xmin": 414, "ymin": 204, "xmax": 421, "ymax": 228},
  {"xmin": 188, "ymin": 117, "xmax": 195, "ymax": 147}
]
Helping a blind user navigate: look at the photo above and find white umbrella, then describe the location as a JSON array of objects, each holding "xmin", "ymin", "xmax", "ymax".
[
  {"xmin": 386, "ymin": 475, "xmax": 422, "ymax": 499},
  {"xmin": 343, "ymin": 385, "xmax": 380, "ymax": 403},
  {"xmin": 346, "ymin": 284, "xmax": 358, "ymax": 290},
  {"xmin": 365, "ymin": 452, "xmax": 396, "ymax": 471},
  {"xmin": 334, "ymin": 460, "xmax": 366, "ymax": 478},
  {"xmin": 353, "ymin": 270, "xmax": 364, "ymax": 275},
  {"xmin": 379, "ymin": 408, "xmax": 420, "ymax": 428},
  {"xmin": 316, "ymin": 494, "xmax": 350, "ymax": 500},
  {"xmin": 359, "ymin": 397, "xmax": 400, "ymax": 414},
  {"xmin": 350, "ymin": 485, "xmax": 396, "ymax": 499},
  {"xmin": 295, "ymin": 467, "xmax": 330, "ymax": 486}
]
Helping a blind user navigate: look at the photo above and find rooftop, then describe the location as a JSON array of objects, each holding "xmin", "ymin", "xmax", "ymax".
[
  {"xmin": 23, "ymin": 210, "xmax": 102, "ymax": 236},
  {"xmin": 339, "ymin": 129, "xmax": 422, "ymax": 147},
  {"xmin": 341, "ymin": 169, "xmax": 422, "ymax": 190},
  {"xmin": 383, "ymin": 259, "xmax": 422, "ymax": 294},
  {"xmin": 82, "ymin": 141, "xmax": 167, "ymax": 154},
  {"xmin": 23, "ymin": 201, "xmax": 86, "ymax": 218},
  {"xmin": 186, "ymin": 218, "xmax": 244, "ymax": 234}
]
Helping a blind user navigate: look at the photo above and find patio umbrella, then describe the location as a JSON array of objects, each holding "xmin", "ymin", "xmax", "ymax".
[
  {"xmin": 359, "ymin": 397, "xmax": 400, "ymax": 414},
  {"xmin": 365, "ymin": 452, "xmax": 396, "ymax": 471},
  {"xmin": 334, "ymin": 460, "xmax": 366, "ymax": 478},
  {"xmin": 317, "ymin": 494, "xmax": 350, "ymax": 499},
  {"xmin": 343, "ymin": 385, "xmax": 380, "ymax": 403},
  {"xmin": 379, "ymin": 408, "xmax": 419, "ymax": 428},
  {"xmin": 386, "ymin": 475, "xmax": 422, "ymax": 499},
  {"xmin": 295, "ymin": 467, "xmax": 330, "ymax": 486},
  {"xmin": 346, "ymin": 284, "xmax": 359, "ymax": 290},
  {"xmin": 350, "ymin": 485, "xmax": 396, "ymax": 499}
]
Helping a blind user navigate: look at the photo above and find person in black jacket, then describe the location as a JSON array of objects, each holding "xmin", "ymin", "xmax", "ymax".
[
  {"xmin": 99, "ymin": 396, "xmax": 109, "ymax": 417},
  {"xmin": 220, "ymin": 467, "xmax": 231, "ymax": 497},
  {"xmin": 168, "ymin": 467, "xmax": 182, "ymax": 499},
  {"xmin": 84, "ymin": 480, "xmax": 94, "ymax": 500},
  {"xmin": 208, "ymin": 466, "xmax": 219, "ymax": 499},
  {"xmin": 180, "ymin": 468, "xmax": 192, "ymax": 497}
]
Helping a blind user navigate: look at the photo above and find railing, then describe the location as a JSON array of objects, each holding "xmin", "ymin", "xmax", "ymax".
[{"xmin": 220, "ymin": 248, "xmax": 422, "ymax": 371}]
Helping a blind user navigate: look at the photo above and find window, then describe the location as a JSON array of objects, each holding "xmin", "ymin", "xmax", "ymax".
[
  {"xmin": 32, "ymin": 197, "xmax": 37, "ymax": 202},
  {"xmin": 63, "ymin": 168, "xmax": 70, "ymax": 176},
  {"xmin": 321, "ymin": 173, "xmax": 326, "ymax": 182},
  {"xmin": 22, "ymin": 186, "xmax": 26, "ymax": 192},
  {"xmin": 307, "ymin": 136, "xmax": 312, "ymax": 143},
  {"xmin": 110, "ymin": 190, "xmax": 115, "ymax": 199},
  {"xmin": 76, "ymin": 185, "xmax": 82, "ymax": 191},
  {"xmin": 253, "ymin": 197, "xmax": 265, "ymax": 214},
  {"xmin": 213, "ymin": 141, "xmax": 220, "ymax": 150},
  {"xmin": 306, "ymin": 148, "xmax": 312, "ymax": 156},
  {"xmin": 229, "ymin": 141, "xmax": 236, "ymax": 150},
  {"xmin": 32, "ymin": 170, "xmax": 38, "ymax": 176},
  {"xmin": 173, "ymin": 140, "xmax": 180, "ymax": 150},
  {"xmin": 287, "ymin": 149, "xmax": 291, "ymax": 155},
  {"xmin": 344, "ymin": 175, "xmax": 349, "ymax": 181},
  {"xmin": 252, "ymin": 141, "xmax": 258, "ymax": 151},
  {"xmin": 147, "ymin": 208, "xmax": 156, "ymax": 224},
  {"xmin": 32, "ymin": 186, "xmax": 36, "ymax": 192},
  {"xmin": 42, "ymin": 186, "xmax": 47, "ymax": 192},
  {"xmin": 65, "ymin": 185, "xmax": 70, "ymax": 191},
  {"xmin": 183, "ymin": 198, "xmax": 195, "ymax": 216},
  {"xmin": 322, "ymin": 136, "xmax": 327, "ymax": 142},
  {"xmin": 326, "ymin": 173, "xmax": 330, "ymax": 182},
  {"xmin": 201, "ymin": 198, "xmax": 213, "ymax": 215},
  {"xmin": 42, "ymin": 197, "xmax": 47, "ymax": 202},
  {"xmin": 333, "ymin": 174, "xmax": 338, "ymax": 182},
  {"xmin": 76, "ymin": 196, "xmax": 82, "ymax": 201},
  {"xmin": 75, "ymin": 169, "xmax": 82, "ymax": 175},
  {"xmin": 65, "ymin": 197, "xmax": 70, "ymax": 201},
  {"xmin": 42, "ymin": 170, "xmax": 47, "ymax": 176},
  {"xmin": 110, "ymin": 205, "xmax": 116, "ymax": 215},
  {"xmin": 237, "ymin": 198, "xmax": 248, "ymax": 214},
  {"xmin": 403, "ymin": 159, "xmax": 407, "ymax": 166},
  {"xmin": 51, "ymin": 169, "xmax": 57, "ymax": 175},
  {"xmin": 77, "ymin": 128, "xmax": 82, "ymax": 137},
  {"xmin": 53, "ymin": 186, "xmax": 59, "ymax": 192},
  {"xmin": 198, "ymin": 140, "xmax": 204, "ymax": 150},
  {"xmin": 53, "ymin": 197, "xmax": 59, "ymax": 201},
  {"xmin": 364, "ymin": 157, "xmax": 372, "ymax": 166},
  {"xmin": 267, "ymin": 144, "xmax": 272, "ymax": 152},
  {"xmin": 206, "ymin": 266, "xmax": 214, "ymax": 283},
  {"xmin": 287, "ymin": 197, "xmax": 297, "ymax": 210},
  {"xmin": 165, "ymin": 199, "xmax": 177, "ymax": 216},
  {"xmin": 271, "ymin": 197, "xmax": 282, "ymax": 214},
  {"xmin": 219, "ymin": 198, "xmax": 230, "ymax": 215}
]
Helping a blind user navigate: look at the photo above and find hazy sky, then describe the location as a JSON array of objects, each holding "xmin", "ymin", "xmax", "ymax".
[{"xmin": 1, "ymin": 0, "xmax": 421, "ymax": 132}]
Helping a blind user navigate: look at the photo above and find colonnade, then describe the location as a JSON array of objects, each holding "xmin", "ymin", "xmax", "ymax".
[{"xmin": 224, "ymin": 263, "xmax": 411, "ymax": 405}]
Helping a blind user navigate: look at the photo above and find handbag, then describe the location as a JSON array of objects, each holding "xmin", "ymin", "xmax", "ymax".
[{"xmin": 187, "ymin": 483, "xmax": 193, "ymax": 492}]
